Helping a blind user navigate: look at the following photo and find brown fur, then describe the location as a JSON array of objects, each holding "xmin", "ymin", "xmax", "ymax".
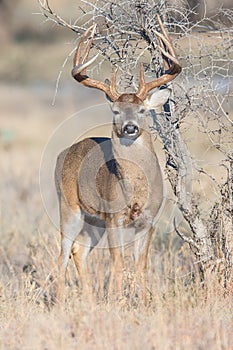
[{"xmin": 116, "ymin": 93, "xmax": 143, "ymax": 104}]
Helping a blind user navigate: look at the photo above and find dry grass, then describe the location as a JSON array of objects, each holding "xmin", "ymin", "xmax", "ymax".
[
  {"xmin": 1, "ymin": 265, "xmax": 232, "ymax": 350},
  {"xmin": 0, "ymin": 84, "xmax": 232, "ymax": 350}
]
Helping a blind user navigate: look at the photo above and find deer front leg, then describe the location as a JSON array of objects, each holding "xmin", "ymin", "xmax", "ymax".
[
  {"xmin": 107, "ymin": 226, "xmax": 124, "ymax": 299},
  {"xmin": 134, "ymin": 227, "xmax": 154, "ymax": 305},
  {"xmin": 109, "ymin": 247, "xmax": 124, "ymax": 298}
]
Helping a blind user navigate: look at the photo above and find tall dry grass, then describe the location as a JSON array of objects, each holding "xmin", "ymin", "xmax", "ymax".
[{"xmin": 1, "ymin": 222, "xmax": 232, "ymax": 350}]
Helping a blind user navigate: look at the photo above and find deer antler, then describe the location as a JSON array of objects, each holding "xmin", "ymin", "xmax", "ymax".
[
  {"xmin": 72, "ymin": 24, "xmax": 120, "ymax": 102},
  {"xmin": 136, "ymin": 14, "xmax": 182, "ymax": 101}
]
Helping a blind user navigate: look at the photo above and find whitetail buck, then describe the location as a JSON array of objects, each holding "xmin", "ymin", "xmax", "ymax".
[{"xmin": 55, "ymin": 15, "xmax": 181, "ymax": 302}]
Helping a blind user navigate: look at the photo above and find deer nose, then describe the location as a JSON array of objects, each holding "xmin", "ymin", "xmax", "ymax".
[{"xmin": 122, "ymin": 123, "xmax": 139, "ymax": 137}]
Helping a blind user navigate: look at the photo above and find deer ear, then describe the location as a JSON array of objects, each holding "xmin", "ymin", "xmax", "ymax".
[{"xmin": 144, "ymin": 88, "xmax": 171, "ymax": 111}]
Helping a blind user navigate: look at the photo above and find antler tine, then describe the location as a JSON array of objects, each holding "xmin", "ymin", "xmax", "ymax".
[
  {"xmin": 72, "ymin": 24, "xmax": 120, "ymax": 102},
  {"xmin": 82, "ymin": 24, "xmax": 97, "ymax": 64},
  {"xmin": 73, "ymin": 25, "xmax": 95, "ymax": 69},
  {"xmin": 137, "ymin": 63, "xmax": 147, "ymax": 101},
  {"xmin": 156, "ymin": 15, "xmax": 180, "ymax": 59},
  {"xmin": 153, "ymin": 30, "xmax": 180, "ymax": 66},
  {"xmin": 155, "ymin": 14, "xmax": 179, "ymax": 65},
  {"xmin": 156, "ymin": 35, "xmax": 169, "ymax": 71},
  {"xmin": 136, "ymin": 14, "xmax": 182, "ymax": 101},
  {"xmin": 157, "ymin": 14, "xmax": 170, "ymax": 42}
]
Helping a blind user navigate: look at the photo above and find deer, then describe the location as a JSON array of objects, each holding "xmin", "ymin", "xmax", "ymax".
[{"xmin": 55, "ymin": 15, "xmax": 181, "ymax": 303}]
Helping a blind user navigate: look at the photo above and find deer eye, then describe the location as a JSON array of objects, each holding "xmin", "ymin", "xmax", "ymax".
[{"xmin": 113, "ymin": 110, "xmax": 120, "ymax": 115}]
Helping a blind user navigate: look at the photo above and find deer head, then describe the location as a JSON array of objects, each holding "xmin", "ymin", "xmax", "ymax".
[{"xmin": 71, "ymin": 15, "xmax": 181, "ymax": 141}]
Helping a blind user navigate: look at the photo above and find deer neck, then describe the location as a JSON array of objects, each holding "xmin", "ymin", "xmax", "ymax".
[
  {"xmin": 111, "ymin": 129, "xmax": 156, "ymax": 185},
  {"xmin": 111, "ymin": 129, "xmax": 154, "ymax": 159},
  {"xmin": 109, "ymin": 128, "xmax": 161, "ymax": 217}
]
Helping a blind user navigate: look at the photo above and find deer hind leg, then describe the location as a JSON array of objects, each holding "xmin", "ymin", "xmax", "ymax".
[
  {"xmin": 134, "ymin": 227, "xmax": 153, "ymax": 305},
  {"xmin": 72, "ymin": 221, "xmax": 106, "ymax": 294},
  {"xmin": 57, "ymin": 207, "xmax": 84, "ymax": 302}
]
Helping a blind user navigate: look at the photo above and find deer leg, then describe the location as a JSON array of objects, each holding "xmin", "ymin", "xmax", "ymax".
[
  {"xmin": 134, "ymin": 227, "xmax": 154, "ymax": 305},
  {"xmin": 107, "ymin": 227, "xmax": 124, "ymax": 299},
  {"xmin": 71, "ymin": 236, "xmax": 91, "ymax": 295},
  {"xmin": 72, "ymin": 222, "xmax": 106, "ymax": 294},
  {"xmin": 57, "ymin": 207, "xmax": 84, "ymax": 302},
  {"xmin": 109, "ymin": 247, "xmax": 124, "ymax": 299}
]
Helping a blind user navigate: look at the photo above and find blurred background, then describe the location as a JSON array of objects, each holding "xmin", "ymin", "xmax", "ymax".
[
  {"xmin": 0, "ymin": 0, "xmax": 232, "ymax": 148},
  {"xmin": 0, "ymin": 1, "xmax": 97, "ymax": 268}
]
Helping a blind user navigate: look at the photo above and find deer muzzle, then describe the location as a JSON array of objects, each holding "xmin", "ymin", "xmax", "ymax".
[{"xmin": 122, "ymin": 122, "xmax": 140, "ymax": 139}]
